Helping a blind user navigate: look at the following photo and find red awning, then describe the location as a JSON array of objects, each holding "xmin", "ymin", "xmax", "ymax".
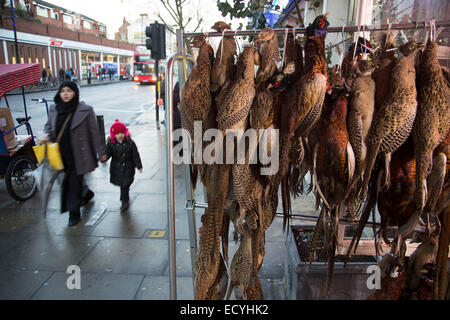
[{"xmin": 0, "ymin": 63, "xmax": 41, "ymax": 97}]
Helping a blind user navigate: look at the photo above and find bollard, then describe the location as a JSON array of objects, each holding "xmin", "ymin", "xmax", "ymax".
[{"xmin": 96, "ymin": 115, "xmax": 106, "ymax": 146}]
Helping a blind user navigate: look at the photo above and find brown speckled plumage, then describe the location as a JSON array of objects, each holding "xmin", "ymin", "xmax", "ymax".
[
  {"xmin": 216, "ymin": 46, "xmax": 256, "ymax": 130},
  {"xmin": 362, "ymin": 41, "xmax": 424, "ymax": 199},
  {"xmin": 373, "ymin": 31, "xmax": 397, "ymax": 111},
  {"xmin": 226, "ymin": 228, "xmax": 253, "ymax": 300},
  {"xmin": 346, "ymin": 60, "xmax": 376, "ymax": 218},
  {"xmin": 273, "ymin": 14, "xmax": 330, "ymax": 230},
  {"xmin": 179, "ymin": 36, "xmax": 214, "ymax": 189},
  {"xmin": 255, "ymin": 28, "xmax": 279, "ymax": 84},
  {"xmin": 398, "ymin": 39, "xmax": 450, "ymax": 237}
]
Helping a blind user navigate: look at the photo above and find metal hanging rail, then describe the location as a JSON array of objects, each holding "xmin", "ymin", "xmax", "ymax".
[
  {"xmin": 165, "ymin": 19, "xmax": 450, "ymax": 300},
  {"xmin": 183, "ymin": 20, "xmax": 450, "ymax": 37}
]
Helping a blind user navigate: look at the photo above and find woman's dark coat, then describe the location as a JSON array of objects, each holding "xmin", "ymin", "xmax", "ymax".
[
  {"xmin": 106, "ymin": 138, "xmax": 142, "ymax": 188},
  {"xmin": 44, "ymin": 102, "xmax": 107, "ymax": 175}
]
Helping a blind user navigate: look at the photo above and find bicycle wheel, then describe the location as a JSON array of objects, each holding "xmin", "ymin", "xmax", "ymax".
[{"xmin": 5, "ymin": 156, "xmax": 37, "ymax": 201}]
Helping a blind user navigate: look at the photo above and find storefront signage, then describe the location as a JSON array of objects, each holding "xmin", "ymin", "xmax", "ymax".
[{"xmin": 49, "ymin": 38, "xmax": 63, "ymax": 47}]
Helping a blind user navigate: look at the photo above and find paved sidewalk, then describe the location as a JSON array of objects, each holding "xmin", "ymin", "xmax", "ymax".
[{"xmin": 0, "ymin": 115, "xmax": 318, "ymax": 300}]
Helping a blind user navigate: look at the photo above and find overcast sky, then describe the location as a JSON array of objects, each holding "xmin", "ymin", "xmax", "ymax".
[{"xmin": 44, "ymin": 0, "xmax": 248, "ymax": 39}]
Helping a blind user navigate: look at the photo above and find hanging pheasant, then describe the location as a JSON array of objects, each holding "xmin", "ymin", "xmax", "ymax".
[
  {"xmin": 362, "ymin": 40, "xmax": 424, "ymax": 200},
  {"xmin": 372, "ymin": 30, "xmax": 397, "ymax": 111},
  {"xmin": 210, "ymin": 21, "xmax": 236, "ymax": 93},
  {"xmin": 178, "ymin": 36, "xmax": 215, "ymax": 190},
  {"xmin": 346, "ymin": 59, "xmax": 376, "ymax": 219},
  {"xmin": 312, "ymin": 92, "xmax": 355, "ymax": 299},
  {"xmin": 250, "ymin": 27, "xmax": 279, "ymax": 132},
  {"xmin": 270, "ymin": 13, "xmax": 330, "ymax": 229},
  {"xmin": 398, "ymin": 38, "xmax": 450, "ymax": 237}
]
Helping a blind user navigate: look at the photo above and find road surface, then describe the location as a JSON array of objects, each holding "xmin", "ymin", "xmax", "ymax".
[{"xmin": 0, "ymin": 81, "xmax": 160, "ymax": 139}]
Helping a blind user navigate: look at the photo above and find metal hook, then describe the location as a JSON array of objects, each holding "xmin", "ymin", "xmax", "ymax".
[{"xmin": 234, "ymin": 29, "xmax": 240, "ymax": 55}]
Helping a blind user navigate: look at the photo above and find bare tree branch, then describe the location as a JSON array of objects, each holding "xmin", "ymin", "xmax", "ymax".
[
  {"xmin": 160, "ymin": 0, "xmax": 179, "ymax": 23},
  {"xmin": 157, "ymin": 13, "xmax": 176, "ymax": 34},
  {"xmin": 182, "ymin": 16, "xmax": 192, "ymax": 29}
]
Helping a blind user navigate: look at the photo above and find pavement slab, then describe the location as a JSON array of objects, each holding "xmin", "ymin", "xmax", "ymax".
[
  {"xmin": 90, "ymin": 211, "xmax": 167, "ymax": 239},
  {"xmin": 79, "ymin": 238, "xmax": 168, "ymax": 276},
  {"xmin": 135, "ymin": 276, "xmax": 194, "ymax": 300},
  {"xmin": 31, "ymin": 272, "xmax": 144, "ymax": 300},
  {"xmin": 0, "ymin": 269, "xmax": 53, "ymax": 300},
  {"xmin": 0, "ymin": 234, "xmax": 100, "ymax": 271}
]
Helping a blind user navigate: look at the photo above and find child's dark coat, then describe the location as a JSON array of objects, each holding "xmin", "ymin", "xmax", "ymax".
[{"xmin": 106, "ymin": 137, "xmax": 142, "ymax": 188}]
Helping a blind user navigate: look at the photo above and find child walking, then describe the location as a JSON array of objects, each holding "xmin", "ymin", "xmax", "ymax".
[{"xmin": 105, "ymin": 119, "xmax": 143, "ymax": 212}]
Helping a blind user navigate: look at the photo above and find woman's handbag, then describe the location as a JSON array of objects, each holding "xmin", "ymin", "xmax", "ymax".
[{"xmin": 33, "ymin": 113, "xmax": 72, "ymax": 171}]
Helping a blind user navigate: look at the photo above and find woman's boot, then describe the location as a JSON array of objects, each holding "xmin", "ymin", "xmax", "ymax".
[{"xmin": 68, "ymin": 209, "xmax": 81, "ymax": 226}]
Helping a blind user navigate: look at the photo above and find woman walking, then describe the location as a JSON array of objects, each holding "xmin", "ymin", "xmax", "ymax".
[{"xmin": 44, "ymin": 81, "xmax": 107, "ymax": 226}]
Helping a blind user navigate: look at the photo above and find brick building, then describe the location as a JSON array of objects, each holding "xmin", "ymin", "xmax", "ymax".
[{"xmin": 0, "ymin": 0, "xmax": 134, "ymax": 80}]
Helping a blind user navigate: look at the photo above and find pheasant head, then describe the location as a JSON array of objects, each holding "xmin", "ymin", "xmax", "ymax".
[
  {"xmin": 256, "ymin": 27, "xmax": 275, "ymax": 42},
  {"xmin": 190, "ymin": 36, "xmax": 206, "ymax": 49},
  {"xmin": 191, "ymin": 36, "xmax": 215, "ymax": 66},
  {"xmin": 356, "ymin": 59, "xmax": 376, "ymax": 77},
  {"xmin": 306, "ymin": 12, "xmax": 330, "ymax": 37},
  {"xmin": 211, "ymin": 21, "xmax": 231, "ymax": 32},
  {"xmin": 399, "ymin": 40, "xmax": 425, "ymax": 57}
]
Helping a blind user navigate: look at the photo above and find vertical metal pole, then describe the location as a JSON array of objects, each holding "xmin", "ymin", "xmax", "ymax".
[
  {"xmin": 166, "ymin": 54, "xmax": 177, "ymax": 300},
  {"xmin": 177, "ymin": 29, "xmax": 198, "ymax": 281},
  {"xmin": 156, "ymin": 59, "xmax": 160, "ymax": 130}
]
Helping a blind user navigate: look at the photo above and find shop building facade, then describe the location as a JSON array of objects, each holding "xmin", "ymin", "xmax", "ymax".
[{"xmin": 0, "ymin": 1, "xmax": 134, "ymax": 79}]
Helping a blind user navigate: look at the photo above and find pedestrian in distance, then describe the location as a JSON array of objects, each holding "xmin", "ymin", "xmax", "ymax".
[
  {"xmin": 41, "ymin": 68, "xmax": 47, "ymax": 85},
  {"xmin": 46, "ymin": 67, "xmax": 52, "ymax": 81},
  {"xmin": 43, "ymin": 81, "xmax": 108, "ymax": 226},
  {"xmin": 59, "ymin": 68, "xmax": 65, "ymax": 84},
  {"xmin": 87, "ymin": 67, "xmax": 92, "ymax": 85},
  {"xmin": 103, "ymin": 119, "xmax": 143, "ymax": 212}
]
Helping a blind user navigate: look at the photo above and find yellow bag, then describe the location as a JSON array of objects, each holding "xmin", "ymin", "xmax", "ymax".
[
  {"xmin": 32, "ymin": 143, "xmax": 64, "ymax": 171},
  {"xmin": 47, "ymin": 143, "xmax": 64, "ymax": 170},
  {"xmin": 32, "ymin": 144, "xmax": 46, "ymax": 164},
  {"xmin": 33, "ymin": 113, "xmax": 72, "ymax": 171}
]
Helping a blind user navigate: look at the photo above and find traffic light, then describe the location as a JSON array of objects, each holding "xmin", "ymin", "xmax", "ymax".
[{"xmin": 145, "ymin": 21, "xmax": 166, "ymax": 60}]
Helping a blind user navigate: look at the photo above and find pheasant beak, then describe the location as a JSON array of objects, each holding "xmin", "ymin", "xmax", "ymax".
[{"xmin": 323, "ymin": 12, "xmax": 330, "ymax": 18}]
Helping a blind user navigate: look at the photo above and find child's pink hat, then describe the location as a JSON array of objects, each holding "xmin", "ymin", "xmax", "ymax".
[{"xmin": 110, "ymin": 119, "xmax": 130, "ymax": 142}]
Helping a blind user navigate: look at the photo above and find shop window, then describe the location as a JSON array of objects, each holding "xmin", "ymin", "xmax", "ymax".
[
  {"xmin": 36, "ymin": 6, "xmax": 48, "ymax": 18},
  {"xmin": 63, "ymin": 14, "xmax": 73, "ymax": 25},
  {"xmin": 83, "ymin": 21, "xmax": 92, "ymax": 29},
  {"xmin": 100, "ymin": 25, "xmax": 106, "ymax": 33}
]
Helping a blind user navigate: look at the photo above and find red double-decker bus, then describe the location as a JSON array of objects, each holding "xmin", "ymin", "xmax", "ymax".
[{"xmin": 133, "ymin": 44, "xmax": 156, "ymax": 84}]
